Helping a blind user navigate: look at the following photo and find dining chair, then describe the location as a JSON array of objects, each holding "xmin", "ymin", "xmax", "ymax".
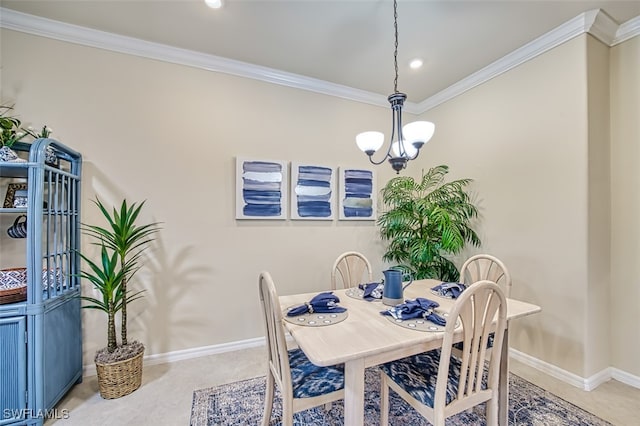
[
  {"xmin": 379, "ymin": 280, "xmax": 507, "ymax": 426},
  {"xmin": 330, "ymin": 251, "xmax": 373, "ymax": 290},
  {"xmin": 454, "ymin": 254, "xmax": 511, "ymax": 359},
  {"xmin": 258, "ymin": 271, "xmax": 345, "ymax": 426},
  {"xmin": 459, "ymin": 254, "xmax": 512, "ymax": 297}
]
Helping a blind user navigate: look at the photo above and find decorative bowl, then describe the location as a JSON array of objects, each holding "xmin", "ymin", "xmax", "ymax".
[
  {"xmin": 0, "ymin": 267, "xmax": 27, "ymax": 289},
  {"xmin": 0, "ymin": 267, "xmax": 28, "ymax": 304}
]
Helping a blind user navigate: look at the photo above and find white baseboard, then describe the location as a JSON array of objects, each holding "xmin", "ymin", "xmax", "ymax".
[
  {"xmin": 509, "ymin": 348, "xmax": 640, "ymax": 391},
  {"xmin": 83, "ymin": 336, "xmax": 266, "ymax": 377},
  {"xmin": 611, "ymin": 367, "xmax": 640, "ymax": 389},
  {"xmin": 83, "ymin": 340, "xmax": 640, "ymax": 393},
  {"xmin": 509, "ymin": 348, "xmax": 589, "ymax": 389}
]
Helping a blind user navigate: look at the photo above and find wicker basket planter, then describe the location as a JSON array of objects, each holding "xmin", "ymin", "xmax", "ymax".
[{"xmin": 95, "ymin": 349, "xmax": 144, "ymax": 399}]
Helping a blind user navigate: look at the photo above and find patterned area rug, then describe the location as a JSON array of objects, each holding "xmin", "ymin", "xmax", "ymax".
[{"xmin": 190, "ymin": 368, "xmax": 610, "ymax": 425}]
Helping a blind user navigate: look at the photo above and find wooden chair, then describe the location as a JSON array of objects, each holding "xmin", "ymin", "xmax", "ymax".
[
  {"xmin": 330, "ymin": 251, "xmax": 373, "ymax": 290},
  {"xmin": 258, "ymin": 271, "xmax": 344, "ymax": 426},
  {"xmin": 459, "ymin": 254, "xmax": 512, "ymax": 297},
  {"xmin": 379, "ymin": 280, "xmax": 507, "ymax": 426},
  {"xmin": 454, "ymin": 254, "xmax": 511, "ymax": 359}
]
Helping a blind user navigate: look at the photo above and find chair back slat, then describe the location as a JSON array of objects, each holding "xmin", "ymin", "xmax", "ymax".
[
  {"xmin": 331, "ymin": 251, "xmax": 373, "ymax": 289},
  {"xmin": 259, "ymin": 272, "xmax": 293, "ymax": 399},
  {"xmin": 437, "ymin": 280, "xmax": 507, "ymax": 409},
  {"xmin": 459, "ymin": 254, "xmax": 512, "ymax": 297}
]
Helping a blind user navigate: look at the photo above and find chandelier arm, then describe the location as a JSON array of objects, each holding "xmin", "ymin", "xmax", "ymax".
[
  {"xmin": 365, "ymin": 109, "xmax": 396, "ymax": 165},
  {"xmin": 395, "ymin": 104, "xmax": 407, "ymax": 158},
  {"xmin": 389, "ymin": 103, "xmax": 399, "ymax": 154},
  {"xmin": 367, "ymin": 153, "xmax": 392, "ymax": 166},
  {"xmin": 406, "ymin": 146, "xmax": 421, "ymax": 161}
]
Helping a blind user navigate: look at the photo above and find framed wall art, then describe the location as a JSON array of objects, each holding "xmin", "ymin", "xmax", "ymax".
[
  {"xmin": 290, "ymin": 162, "xmax": 336, "ymax": 220},
  {"xmin": 236, "ymin": 158, "xmax": 288, "ymax": 220},
  {"xmin": 338, "ymin": 167, "xmax": 376, "ymax": 221},
  {"xmin": 3, "ymin": 182, "xmax": 28, "ymax": 208}
]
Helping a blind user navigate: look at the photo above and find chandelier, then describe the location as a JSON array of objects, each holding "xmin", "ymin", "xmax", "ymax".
[{"xmin": 355, "ymin": 0, "xmax": 435, "ymax": 173}]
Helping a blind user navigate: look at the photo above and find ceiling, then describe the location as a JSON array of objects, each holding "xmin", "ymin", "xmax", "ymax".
[{"xmin": 2, "ymin": 0, "xmax": 640, "ymax": 103}]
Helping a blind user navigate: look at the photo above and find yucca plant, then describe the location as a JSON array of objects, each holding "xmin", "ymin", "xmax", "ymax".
[
  {"xmin": 79, "ymin": 245, "xmax": 128, "ymax": 353},
  {"xmin": 378, "ymin": 165, "xmax": 481, "ymax": 282},
  {"xmin": 82, "ymin": 198, "xmax": 161, "ymax": 348}
]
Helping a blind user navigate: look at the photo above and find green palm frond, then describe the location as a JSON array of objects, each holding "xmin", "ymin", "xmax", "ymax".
[{"xmin": 379, "ymin": 165, "xmax": 481, "ymax": 282}]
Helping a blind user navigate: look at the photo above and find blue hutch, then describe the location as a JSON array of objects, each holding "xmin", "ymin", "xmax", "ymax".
[{"xmin": 0, "ymin": 140, "xmax": 82, "ymax": 425}]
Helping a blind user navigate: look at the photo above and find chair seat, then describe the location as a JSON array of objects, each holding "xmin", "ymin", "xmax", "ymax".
[
  {"xmin": 452, "ymin": 332, "xmax": 495, "ymax": 351},
  {"xmin": 289, "ymin": 348, "xmax": 344, "ymax": 398},
  {"xmin": 380, "ymin": 349, "xmax": 463, "ymax": 408}
]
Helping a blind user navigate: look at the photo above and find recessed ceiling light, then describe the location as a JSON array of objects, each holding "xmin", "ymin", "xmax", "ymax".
[
  {"xmin": 409, "ymin": 59, "xmax": 423, "ymax": 69},
  {"xmin": 205, "ymin": 0, "xmax": 223, "ymax": 9}
]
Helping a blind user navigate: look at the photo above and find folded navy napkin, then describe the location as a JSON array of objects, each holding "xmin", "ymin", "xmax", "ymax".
[
  {"xmin": 431, "ymin": 282, "xmax": 467, "ymax": 299},
  {"xmin": 358, "ymin": 282, "xmax": 384, "ymax": 301},
  {"xmin": 380, "ymin": 297, "xmax": 446, "ymax": 326},
  {"xmin": 287, "ymin": 292, "xmax": 347, "ymax": 317}
]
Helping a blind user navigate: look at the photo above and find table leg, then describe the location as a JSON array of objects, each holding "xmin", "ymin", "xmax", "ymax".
[
  {"xmin": 498, "ymin": 324, "xmax": 510, "ymax": 426},
  {"xmin": 344, "ymin": 357, "xmax": 365, "ymax": 425}
]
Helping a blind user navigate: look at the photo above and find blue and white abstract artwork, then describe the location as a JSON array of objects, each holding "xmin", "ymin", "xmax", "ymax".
[
  {"xmin": 339, "ymin": 168, "xmax": 376, "ymax": 220},
  {"xmin": 290, "ymin": 162, "xmax": 335, "ymax": 220},
  {"xmin": 236, "ymin": 158, "xmax": 288, "ymax": 219}
]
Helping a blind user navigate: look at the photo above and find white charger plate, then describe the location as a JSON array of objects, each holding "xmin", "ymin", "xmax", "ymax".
[
  {"xmin": 282, "ymin": 307, "xmax": 348, "ymax": 327},
  {"xmin": 383, "ymin": 310, "xmax": 459, "ymax": 332}
]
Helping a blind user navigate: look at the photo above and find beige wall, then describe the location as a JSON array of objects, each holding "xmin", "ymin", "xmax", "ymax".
[
  {"xmin": 610, "ymin": 35, "xmax": 640, "ymax": 376},
  {"xmin": 416, "ymin": 33, "xmax": 640, "ymax": 379},
  {"xmin": 417, "ymin": 36, "xmax": 591, "ymax": 375},
  {"xmin": 2, "ymin": 27, "xmax": 639, "ymax": 380},
  {"xmin": 0, "ymin": 29, "xmax": 397, "ymax": 363},
  {"xmin": 585, "ymin": 35, "xmax": 611, "ymax": 377}
]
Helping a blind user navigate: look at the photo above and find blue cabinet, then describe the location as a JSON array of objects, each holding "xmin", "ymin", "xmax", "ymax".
[
  {"xmin": 0, "ymin": 140, "xmax": 82, "ymax": 426},
  {"xmin": 0, "ymin": 316, "xmax": 26, "ymax": 425}
]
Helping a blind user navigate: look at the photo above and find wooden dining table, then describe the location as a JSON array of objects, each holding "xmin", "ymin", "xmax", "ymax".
[{"xmin": 279, "ymin": 278, "xmax": 541, "ymax": 425}]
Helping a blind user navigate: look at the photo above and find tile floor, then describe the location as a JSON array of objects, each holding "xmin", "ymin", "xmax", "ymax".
[{"xmin": 46, "ymin": 347, "xmax": 640, "ymax": 425}]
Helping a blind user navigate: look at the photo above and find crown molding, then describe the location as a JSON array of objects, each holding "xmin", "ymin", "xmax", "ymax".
[
  {"xmin": 416, "ymin": 9, "xmax": 623, "ymax": 113},
  {"xmin": 587, "ymin": 9, "xmax": 619, "ymax": 45},
  {"xmin": 0, "ymin": 7, "xmax": 635, "ymax": 116},
  {"xmin": 0, "ymin": 7, "xmax": 397, "ymax": 111},
  {"xmin": 614, "ymin": 15, "xmax": 640, "ymax": 45}
]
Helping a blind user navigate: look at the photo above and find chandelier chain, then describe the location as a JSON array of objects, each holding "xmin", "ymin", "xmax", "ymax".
[
  {"xmin": 393, "ymin": 0, "xmax": 399, "ymax": 94},
  {"xmin": 355, "ymin": 0, "xmax": 434, "ymax": 173}
]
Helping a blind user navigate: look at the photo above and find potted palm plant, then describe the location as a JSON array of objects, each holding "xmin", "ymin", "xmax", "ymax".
[
  {"xmin": 377, "ymin": 164, "xmax": 481, "ymax": 282},
  {"xmin": 1, "ymin": 102, "xmax": 57, "ymax": 164},
  {"xmin": 79, "ymin": 198, "xmax": 161, "ymax": 399},
  {"xmin": 0, "ymin": 104, "xmax": 29, "ymax": 162}
]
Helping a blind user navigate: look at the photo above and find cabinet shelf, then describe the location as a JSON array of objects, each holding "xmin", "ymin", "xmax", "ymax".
[
  {"xmin": 0, "ymin": 163, "xmax": 29, "ymax": 179},
  {"xmin": 0, "ymin": 208, "xmax": 28, "ymax": 214}
]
